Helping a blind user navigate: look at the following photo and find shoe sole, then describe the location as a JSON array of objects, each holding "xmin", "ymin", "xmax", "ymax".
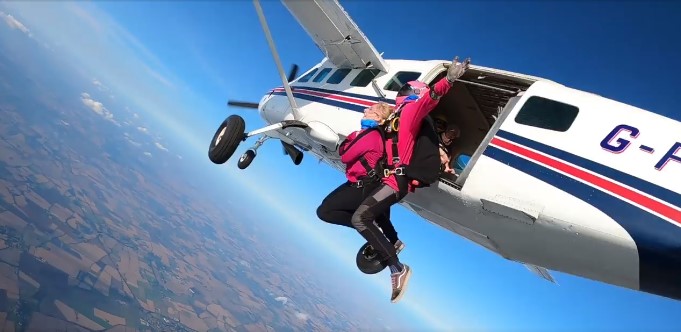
[{"xmin": 391, "ymin": 267, "xmax": 412, "ymax": 303}]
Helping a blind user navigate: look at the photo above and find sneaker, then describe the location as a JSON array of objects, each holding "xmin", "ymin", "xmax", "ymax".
[
  {"xmin": 390, "ymin": 264, "xmax": 412, "ymax": 303},
  {"xmin": 394, "ymin": 240, "xmax": 405, "ymax": 255}
]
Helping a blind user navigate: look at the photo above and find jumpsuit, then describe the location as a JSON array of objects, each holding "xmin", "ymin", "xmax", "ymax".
[
  {"xmin": 350, "ymin": 77, "xmax": 454, "ymax": 267},
  {"xmin": 316, "ymin": 128, "xmax": 400, "ymax": 244}
]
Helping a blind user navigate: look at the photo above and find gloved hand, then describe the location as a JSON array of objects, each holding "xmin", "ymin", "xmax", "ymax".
[{"xmin": 446, "ymin": 56, "xmax": 471, "ymax": 84}]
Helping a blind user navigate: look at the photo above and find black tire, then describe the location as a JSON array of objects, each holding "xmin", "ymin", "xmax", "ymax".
[
  {"xmin": 208, "ymin": 115, "xmax": 245, "ymax": 164},
  {"xmin": 237, "ymin": 150, "xmax": 256, "ymax": 169},
  {"xmin": 356, "ymin": 242, "xmax": 388, "ymax": 274}
]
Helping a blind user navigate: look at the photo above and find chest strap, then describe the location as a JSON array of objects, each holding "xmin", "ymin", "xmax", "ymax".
[
  {"xmin": 383, "ymin": 120, "xmax": 406, "ymax": 178},
  {"xmin": 358, "ymin": 156, "xmax": 378, "ymax": 179}
]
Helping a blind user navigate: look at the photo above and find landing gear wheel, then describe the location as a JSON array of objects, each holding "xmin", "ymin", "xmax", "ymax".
[
  {"xmin": 208, "ymin": 115, "xmax": 245, "ymax": 165},
  {"xmin": 356, "ymin": 242, "xmax": 388, "ymax": 274},
  {"xmin": 237, "ymin": 149, "xmax": 256, "ymax": 169}
]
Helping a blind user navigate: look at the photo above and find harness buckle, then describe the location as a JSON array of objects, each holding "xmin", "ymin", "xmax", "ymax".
[
  {"xmin": 367, "ymin": 169, "xmax": 376, "ymax": 178},
  {"xmin": 383, "ymin": 167, "xmax": 406, "ymax": 177},
  {"xmin": 355, "ymin": 179, "xmax": 364, "ymax": 188}
]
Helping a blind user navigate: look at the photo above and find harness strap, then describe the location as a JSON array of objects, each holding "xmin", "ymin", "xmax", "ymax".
[
  {"xmin": 350, "ymin": 174, "xmax": 381, "ymax": 188},
  {"xmin": 439, "ymin": 142, "xmax": 450, "ymax": 153},
  {"xmin": 341, "ymin": 127, "xmax": 375, "ymax": 155},
  {"xmin": 341, "ymin": 128, "xmax": 385, "ymax": 184},
  {"xmin": 383, "ymin": 103, "xmax": 407, "ymax": 177},
  {"xmin": 358, "ymin": 156, "xmax": 378, "ymax": 179},
  {"xmin": 396, "ymin": 173, "xmax": 409, "ymax": 196}
]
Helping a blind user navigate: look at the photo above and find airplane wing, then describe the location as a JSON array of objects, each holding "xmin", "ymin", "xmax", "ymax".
[{"xmin": 280, "ymin": 0, "xmax": 389, "ymax": 72}]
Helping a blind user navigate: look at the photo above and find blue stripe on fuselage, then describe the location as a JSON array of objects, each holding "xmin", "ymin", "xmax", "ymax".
[
  {"xmin": 496, "ymin": 130, "xmax": 681, "ymax": 209},
  {"xmin": 485, "ymin": 135, "xmax": 681, "ymax": 301},
  {"xmin": 289, "ymin": 86, "xmax": 397, "ymax": 105},
  {"xmin": 271, "ymin": 91, "xmax": 366, "ymax": 112}
]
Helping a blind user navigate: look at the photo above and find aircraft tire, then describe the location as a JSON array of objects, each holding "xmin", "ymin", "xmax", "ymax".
[
  {"xmin": 208, "ymin": 115, "xmax": 245, "ymax": 165},
  {"xmin": 237, "ymin": 149, "xmax": 256, "ymax": 169},
  {"xmin": 356, "ymin": 242, "xmax": 388, "ymax": 274}
]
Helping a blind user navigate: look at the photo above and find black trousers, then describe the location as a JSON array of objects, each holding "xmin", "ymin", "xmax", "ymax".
[
  {"xmin": 350, "ymin": 182, "xmax": 407, "ymax": 267},
  {"xmin": 317, "ymin": 180, "xmax": 399, "ymax": 244}
]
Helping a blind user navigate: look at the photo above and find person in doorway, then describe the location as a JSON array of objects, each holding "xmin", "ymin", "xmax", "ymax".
[
  {"xmin": 316, "ymin": 102, "xmax": 405, "ymax": 253},
  {"xmin": 431, "ymin": 114, "xmax": 461, "ymax": 174},
  {"xmin": 438, "ymin": 124, "xmax": 461, "ymax": 174},
  {"xmin": 433, "ymin": 114, "xmax": 448, "ymax": 134},
  {"xmin": 350, "ymin": 56, "xmax": 470, "ymax": 303}
]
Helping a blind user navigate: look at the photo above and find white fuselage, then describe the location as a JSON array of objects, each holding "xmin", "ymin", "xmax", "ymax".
[{"xmin": 257, "ymin": 57, "xmax": 681, "ymax": 302}]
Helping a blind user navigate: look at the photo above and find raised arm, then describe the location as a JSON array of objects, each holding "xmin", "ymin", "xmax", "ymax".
[
  {"xmin": 403, "ymin": 78, "xmax": 454, "ymax": 132},
  {"xmin": 402, "ymin": 57, "xmax": 471, "ymax": 135}
]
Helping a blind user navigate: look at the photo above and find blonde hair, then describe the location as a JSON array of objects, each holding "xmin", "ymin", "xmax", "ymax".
[{"xmin": 374, "ymin": 102, "xmax": 394, "ymax": 124}]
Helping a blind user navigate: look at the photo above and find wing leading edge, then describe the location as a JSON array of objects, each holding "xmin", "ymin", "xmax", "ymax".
[{"xmin": 280, "ymin": 0, "xmax": 389, "ymax": 72}]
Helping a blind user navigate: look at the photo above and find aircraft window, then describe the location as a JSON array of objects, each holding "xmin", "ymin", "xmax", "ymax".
[
  {"xmin": 327, "ymin": 68, "xmax": 352, "ymax": 84},
  {"xmin": 297, "ymin": 68, "xmax": 318, "ymax": 83},
  {"xmin": 312, "ymin": 68, "xmax": 332, "ymax": 83},
  {"xmin": 384, "ymin": 71, "xmax": 421, "ymax": 91},
  {"xmin": 350, "ymin": 69, "xmax": 381, "ymax": 87},
  {"xmin": 514, "ymin": 96, "xmax": 579, "ymax": 132}
]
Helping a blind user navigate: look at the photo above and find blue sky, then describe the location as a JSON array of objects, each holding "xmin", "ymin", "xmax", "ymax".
[{"xmin": 3, "ymin": 1, "xmax": 681, "ymax": 330}]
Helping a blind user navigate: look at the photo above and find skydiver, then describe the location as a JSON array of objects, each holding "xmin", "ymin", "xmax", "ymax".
[
  {"xmin": 317, "ymin": 102, "xmax": 405, "ymax": 252},
  {"xmin": 350, "ymin": 56, "xmax": 471, "ymax": 303}
]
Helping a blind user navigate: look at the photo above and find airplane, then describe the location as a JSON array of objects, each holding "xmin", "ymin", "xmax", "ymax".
[{"xmin": 208, "ymin": 0, "xmax": 681, "ymax": 303}]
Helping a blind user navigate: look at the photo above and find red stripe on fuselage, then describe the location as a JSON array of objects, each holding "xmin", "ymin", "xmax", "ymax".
[
  {"xmin": 490, "ymin": 137, "xmax": 681, "ymax": 226},
  {"xmin": 272, "ymin": 88, "xmax": 375, "ymax": 107}
]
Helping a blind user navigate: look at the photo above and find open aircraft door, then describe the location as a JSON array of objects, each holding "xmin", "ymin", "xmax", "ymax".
[{"xmin": 455, "ymin": 80, "xmax": 579, "ymax": 202}]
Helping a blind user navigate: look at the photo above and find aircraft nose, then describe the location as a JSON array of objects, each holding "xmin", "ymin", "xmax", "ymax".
[
  {"xmin": 258, "ymin": 93, "xmax": 272, "ymax": 114},
  {"xmin": 257, "ymin": 92, "xmax": 281, "ymax": 124}
]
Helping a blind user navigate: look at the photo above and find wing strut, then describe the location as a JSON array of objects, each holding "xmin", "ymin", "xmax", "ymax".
[{"xmin": 253, "ymin": 0, "xmax": 302, "ymax": 120}]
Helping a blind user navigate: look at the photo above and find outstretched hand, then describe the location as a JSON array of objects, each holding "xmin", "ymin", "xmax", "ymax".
[{"xmin": 446, "ymin": 56, "xmax": 471, "ymax": 84}]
